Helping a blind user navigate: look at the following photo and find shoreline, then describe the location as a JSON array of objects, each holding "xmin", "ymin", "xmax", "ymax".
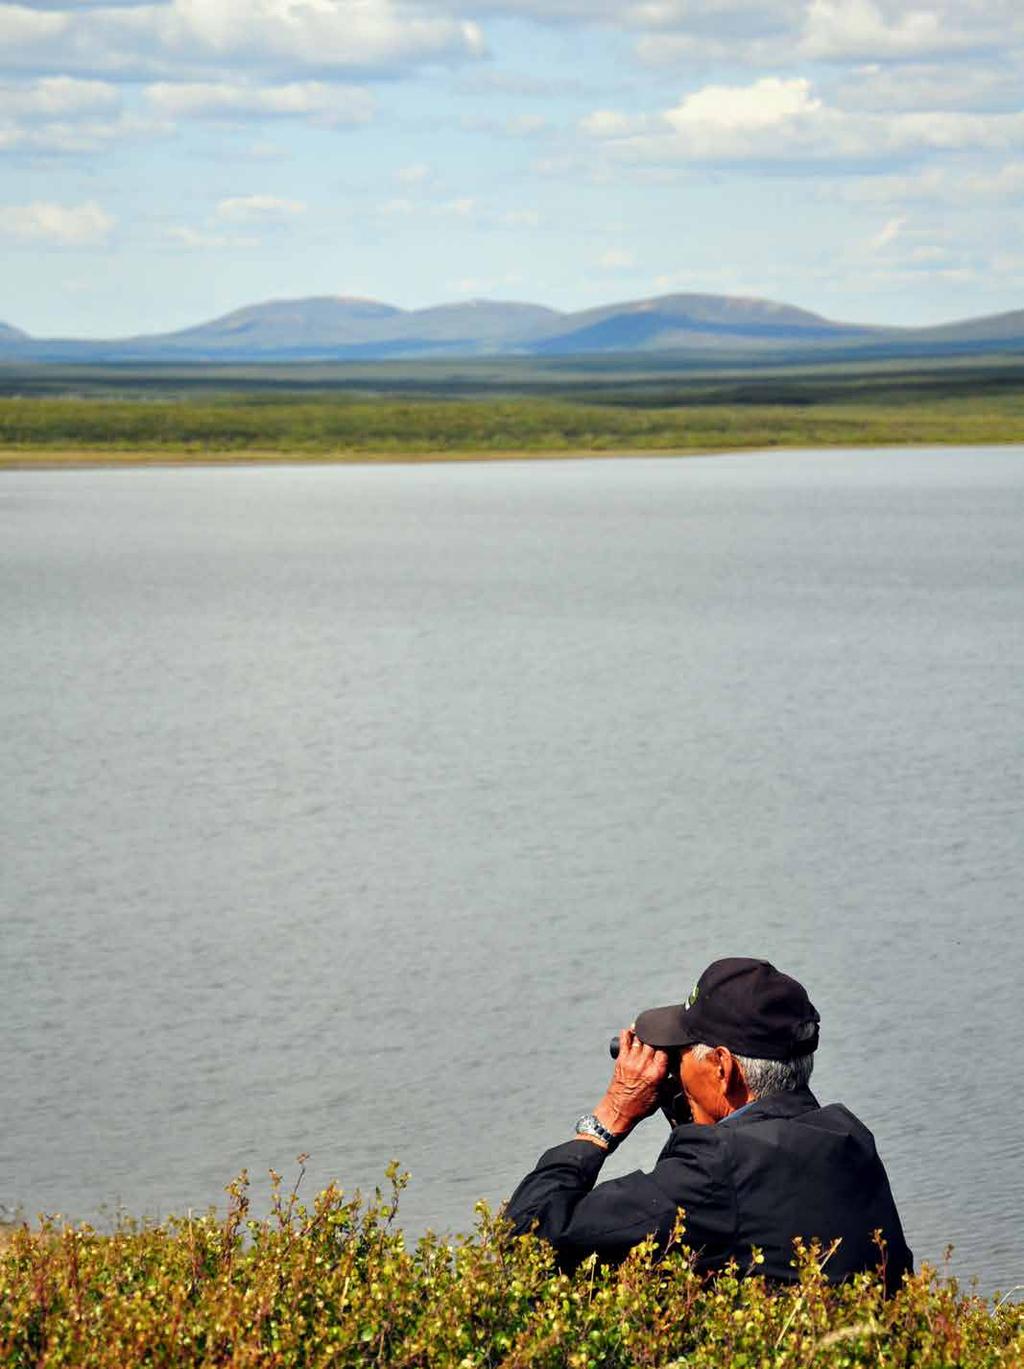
[{"xmin": 4, "ymin": 437, "xmax": 1024, "ymax": 472}]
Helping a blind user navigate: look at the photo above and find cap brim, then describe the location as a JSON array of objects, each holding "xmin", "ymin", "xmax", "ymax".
[{"xmin": 633, "ymin": 1004, "xmax": 700, "ymax": 1050}]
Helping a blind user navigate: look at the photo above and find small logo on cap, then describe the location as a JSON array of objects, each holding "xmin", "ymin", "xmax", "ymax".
[{"xmin": 686, "ymin": 983, "xmax": 700, "ymax": 1008}]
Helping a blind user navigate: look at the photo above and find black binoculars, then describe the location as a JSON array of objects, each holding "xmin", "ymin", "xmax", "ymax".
[
  {"xmin": 608, "ymin": 1035, "xmax": 692, "ymax": 1126},
  {"xmin": 609, "ymin": 1036, "xmax": 682, "ymax": 1067}
]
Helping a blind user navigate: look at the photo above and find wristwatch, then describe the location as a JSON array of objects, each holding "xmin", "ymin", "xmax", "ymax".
[{"xmin": 574, "ymin": 1112, "xmax": 621, "ymax": 1151}]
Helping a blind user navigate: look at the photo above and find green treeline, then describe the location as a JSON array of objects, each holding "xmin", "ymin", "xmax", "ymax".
[
  {"xmin": 2, "ymin": 360, "xmax": 1024, "ymax": 461},
  {"xmin": 1, "ymin": 1167, "xmax": 1022, "ymax": 1367}
]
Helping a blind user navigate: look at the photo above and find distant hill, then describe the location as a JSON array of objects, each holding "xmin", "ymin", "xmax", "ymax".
[
  {"xmin": 530, "ymin": 294, "xmax": 873, "ymax": 354},
  {"xmin": 140, "ymin": 296, "xmax": 563, "ymax": 357},
  {"xmin": 160, "ymin": 296, "xmax": 403, "ymax": 351},
  {"xmin": 1, "ymin": 292, "xmax": 1023, "ymax": 363},
  {"xmin": 902, "ymin": 308, "xmax": 1024, "ymax": 345}
]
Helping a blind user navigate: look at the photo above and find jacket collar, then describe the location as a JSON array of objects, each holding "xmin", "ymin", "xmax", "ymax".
[{"xmin": 716, "ymin": 1086, "xmax": 820, "ymax": 1126}]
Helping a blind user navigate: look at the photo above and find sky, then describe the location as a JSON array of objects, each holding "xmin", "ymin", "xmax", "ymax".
[{"xmin": 1, "ymin": 0, "xmax": 1023, "ymax": 337}]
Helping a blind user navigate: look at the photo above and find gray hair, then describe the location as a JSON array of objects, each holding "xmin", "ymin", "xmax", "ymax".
[{"xmin": 691, "ymin": 1042, "xmax": 813, "ymax": 1098}]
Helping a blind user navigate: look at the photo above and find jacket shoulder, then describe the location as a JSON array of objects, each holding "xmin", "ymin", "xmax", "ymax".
[
  {"xmin": 649, "ymin": 1122, "xmax": 739, "ymax": 1242},
  {"xmin": 659, "ymin": 1120, "xmax": 734, "ymax": 1159},
  {"xmin": 793, "ymin": 1100, "xmax": 880, "ymax": 1147}
]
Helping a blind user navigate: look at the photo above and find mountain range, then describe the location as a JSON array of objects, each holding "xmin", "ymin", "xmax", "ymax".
[{"xmin": 1, "ymin": 293, "xmax": 1023, "ymax": 363}]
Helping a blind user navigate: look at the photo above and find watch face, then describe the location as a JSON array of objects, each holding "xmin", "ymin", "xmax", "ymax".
[{"xmin": 575, "ymin": 1113, "xmax": 610, "ymax": 1142}]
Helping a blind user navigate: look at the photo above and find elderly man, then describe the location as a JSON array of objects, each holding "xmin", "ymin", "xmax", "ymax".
[{"xmin": 506, "ymin": 958, "xmax": 912, "ymax": 1294}]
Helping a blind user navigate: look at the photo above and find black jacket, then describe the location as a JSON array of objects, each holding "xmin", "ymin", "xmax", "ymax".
[{"xmin": 506, "ymin": 1088, "xmax": 913, "ymax": 1294}]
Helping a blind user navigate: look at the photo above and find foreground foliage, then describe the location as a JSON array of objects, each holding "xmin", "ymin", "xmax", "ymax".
[
  {"xmin": 3, "ymin": 379, "xmax": 1024, "ymax": 464},
  {"xmin": 1, "ymin": 1165, "xmax": 1021, "ymax": 1368}
]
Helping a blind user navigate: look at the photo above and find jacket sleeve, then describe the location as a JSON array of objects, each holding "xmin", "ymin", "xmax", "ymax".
[{"xmin": 505, "ymin": 1131, "xmax": 729, "ymax": 1269}]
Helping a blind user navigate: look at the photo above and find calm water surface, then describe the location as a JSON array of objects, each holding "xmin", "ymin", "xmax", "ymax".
[{"xmin": 2, "ymin": 449, "xmax": 1022, "ymax": 1291}]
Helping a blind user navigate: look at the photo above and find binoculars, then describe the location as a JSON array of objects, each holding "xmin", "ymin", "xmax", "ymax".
[
  {"xmin": 608, "ymin": 1035, "xmax": 692, "ymax": 1126},
  {"xmin": 610, "ymin": 1035, "xmax": 679, "ymax": 1063}
]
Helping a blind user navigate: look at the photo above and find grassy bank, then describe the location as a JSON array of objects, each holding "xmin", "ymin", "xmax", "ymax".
[
  {"xmin": 2, "ymin": 360, "xmax": 1024, "ymax": 466},
  {"xmin": 1, "ymin": 1167, "xmax": 1021, "ymax": 1367}
]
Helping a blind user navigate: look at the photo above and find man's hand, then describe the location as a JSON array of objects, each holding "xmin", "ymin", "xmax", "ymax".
[{"xmin": 589, "ymin": 1028, "xmax": 669, "ymax": 1144}]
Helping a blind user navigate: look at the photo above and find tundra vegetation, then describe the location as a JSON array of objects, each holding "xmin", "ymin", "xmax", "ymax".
[
  {"xmin": 1, "ymin": 1164, "xmax": 1021, "ymax": 1368},
  {"xmin": 1, "ymin": 358, "xmax": 1024, "ymax": 465}
]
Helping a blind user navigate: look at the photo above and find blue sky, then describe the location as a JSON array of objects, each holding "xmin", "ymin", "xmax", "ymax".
[{"xmin": 1, "ymin": 0, "xmax": 1023, "ymax": 337}]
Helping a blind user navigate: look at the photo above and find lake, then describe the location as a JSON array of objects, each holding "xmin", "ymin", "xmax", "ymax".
[{"xmin": 2, "ymin": 447, "xmax": 1022, "ymax": 1292}]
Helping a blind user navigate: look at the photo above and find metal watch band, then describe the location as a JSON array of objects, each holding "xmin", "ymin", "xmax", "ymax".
[{"xmin": 574, "ymin": 1112, "xmax": 620, "ymax": 1151}]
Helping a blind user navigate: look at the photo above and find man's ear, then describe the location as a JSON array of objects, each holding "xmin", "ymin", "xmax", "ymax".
[
  {"xmin": 716, "ymin": 1047, "xmax": 749, "ymax": 1097},
  {"xmin": 713, "ymin": 1046, "xmax": 734, "ymax": 1092}
]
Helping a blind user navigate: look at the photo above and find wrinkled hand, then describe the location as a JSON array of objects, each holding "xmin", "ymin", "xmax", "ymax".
[{"xmin": 593, "ymin": 1028, "xmax": 670, "ymax": 1140}]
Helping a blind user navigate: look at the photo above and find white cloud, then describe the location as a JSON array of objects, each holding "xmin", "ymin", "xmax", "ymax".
[
  {"xmin": 990, "ymin": 250, "xmax": 1024, "ymax": 278},
  {"xmin": 582, "ymin": 75, "xmax": 1024, "ymax": 165},
  {"xmin": 145, "ymin": 80, "xmax": 375, "ymax": 125},
  {"xmin": 844, "ymin": 161, "xmax": 1024, "ymax": 208},
  {"xmin": 628, "ymin": 0, "xmax": 799, "ymax": 30},
  {"xmin": 8, "ymin": 0, "xmax": 1015, "ymax": 86},
  {"xmin": 0, "ymin": 198, "xmax": 114, "ymax": 244},
  {"xmin": 0, "ymin": 82, "xmax": 164, "ymax": 154},
  {"xmin": 880, "ymin": 111, "xmax": 1024, "ymax": 154},
  {"xmin": 628, "ymin": 0, "xmax": 805, "ymax": 65},
  {"xmin": 628, "ymin": 0, "xmax": 1024, "ymax": 65},
  {"xmin": 837, "ymin": 167, "xmax": 941, "ymax": 201},
  {"xmin": 215, "ymin": 193, "xmax": 306, "ymax": 221},
  {"xmin": 0, "ymin": 5, "xmax": 67, "ymax": 47},
  {"xmin": 0, "ymin": 76, "xmax": 151, "ymax": 154},
  {"xmin": 835, "ymin": 62, "xmax": 1024, "ymax": 114},
  {"xmin": 597, "ymin": 248, "xmax": 636, "ymax": 269},
  {"xmin": 579, "ymin": 109, "xmax": 645, "ymax": 138},
  {"xmin": 633, "ymin": 31, "xmax": 780, "ymax": 65},
  {"xmin": 801, "ymin": 0, "xmax": 989, "ymax": 60},
  {"xmin": 858, "ymin": 263, "xmax": 979, "ymax": 287},
  {"xmin": 459, "ymin": 110, "xmax": 550, "ymax": 137},
  {"xmin": 0, "ymin": 76, "xmax": 118, "ymax": 117},
  {"xmin": 581, "ymin": 77, "xmax": 827, "ymax": 160},
  {"xmin": 445, "ymin": 0, "xmax": 806, "ymax": 41},
  {"xmin": 665, "ymin": 76, "xmax": 820, "ymax": 134},
  {"xmin": 163, "ymin": 224, "xmax": 257, "ymax": 248},
  {"xmin": 967, "ymin": 162, "xmax": 1024, "ymax": 200},
  {"xmin": 448, "ymin": 270, "xmax": 526, "ymax": 294},
  {"xmin": 454, "ymin": 68, "xmax": 576, "ymax": 97},
  {"xmin": 846, "ymin": 212, "xmax": 964, "ymax": 279},
  {"xmin": 653, "ymin": 265, "xmax": 761, "ymax": 293},
  {"xmin": 0, "ymin": 112, "xmax": 159, "ymax": 153},
  {"xmin": 0, "ymin": 0, "xmax": 485, "ymax": 78},
  {"xmin": 840, "ymin": 168, "xmax": 949, "ymax": 203},
  {"xmin": 444, "ymin": 0, "xmax": 618, "ymax": 19},
  {"xmin": 378, "ymin": 194, "xmax": 476, "ymax": 218},
  {"xmin": 905, "ymin": 243, "xmax": 949, "ymax": 264},
  {"xmin": 869, "ymin": 215, "xmax": 904, "ymax": 249},
  {"xmin": 376, "ymin": 194, "xmax": 540, "ymax": 230}
]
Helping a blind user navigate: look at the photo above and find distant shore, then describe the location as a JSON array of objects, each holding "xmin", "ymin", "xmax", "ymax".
[
  {"xmin": 3, "ymin": 359, "xmax": 1024, "ymax": 468},
  {"xmin": 4, "ymin": 436, "xmax": 1024, "ymax": 471}
]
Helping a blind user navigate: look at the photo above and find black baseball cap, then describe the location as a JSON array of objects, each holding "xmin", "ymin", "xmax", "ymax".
[{"xmin": 633, "ymin": 958, "xmax": 820, "ymax": 1061}]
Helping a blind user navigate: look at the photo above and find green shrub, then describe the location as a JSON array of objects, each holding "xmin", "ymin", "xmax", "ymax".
[
  {"xmin": 4, "ymin": 387, "xmax": 1024, "ymax": 460},
  {"xmin": 1, "ymin": 1163, "xmax": 1021, "ymax": 1367}
]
